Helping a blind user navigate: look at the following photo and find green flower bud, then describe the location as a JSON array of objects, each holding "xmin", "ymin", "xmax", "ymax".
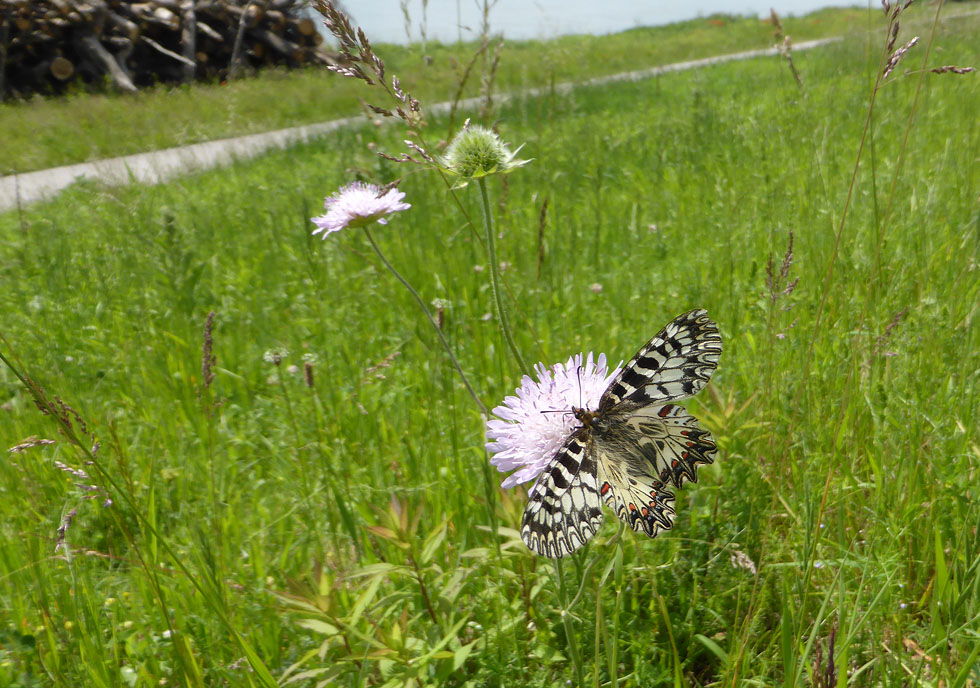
[{"xmin": 442, "ymin": 125, "xmax": 530, "ymax": 187}]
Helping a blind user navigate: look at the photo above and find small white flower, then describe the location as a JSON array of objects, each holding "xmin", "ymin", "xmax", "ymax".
[
  {"xmin": 486, "ymin": 353, "xmax": 620, "ymax": 492},
  {"xmin": 263, "ymin": 348, "xmax": 288, "ymax": 365},
  {"xmin": 312, "ymin": 182, "xmax": 411, "ymax": 237}
]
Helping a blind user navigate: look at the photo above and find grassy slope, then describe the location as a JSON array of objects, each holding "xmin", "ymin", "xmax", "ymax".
[
  {"xmin": 1, "ymin": 5, "xmax": 979, "ymax": 687},
  {"xmin": 0, "ymin": 7, "xmax": 872, "ymax": 174}
]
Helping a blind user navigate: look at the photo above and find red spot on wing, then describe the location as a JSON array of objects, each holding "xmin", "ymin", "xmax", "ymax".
[
  {"xmin": 600, "ymin": 482, "xmax": 611, "ymax": 496},
  {"xmin": 671, "ymin": 459, "xmax": 679, "ymax": 468},
  {"xmin": 658, "ymin": 406, "xmax": 671, "ymax": 418}
]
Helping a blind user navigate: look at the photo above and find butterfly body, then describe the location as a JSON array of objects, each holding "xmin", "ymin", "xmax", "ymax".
[{"xmin": 521, "ymin": 309, "xmax": 722, "ymax": 558}]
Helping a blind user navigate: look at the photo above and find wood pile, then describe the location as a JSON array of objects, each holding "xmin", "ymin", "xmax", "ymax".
[{"xmin": 0, "ymin": 0, "xmax": 335, "ymax": 99}]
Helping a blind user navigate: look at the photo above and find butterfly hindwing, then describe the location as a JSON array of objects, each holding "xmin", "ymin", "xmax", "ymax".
[
  {"xmin": 595, "ymin": 444, "xmax": 677, "ymax": 537},
  {"xmin": 601, "ymin": 309, "xmax": 721, "ymax": 408},
  {"xmin": 645, "ymin": 403, "xmax": 717, "ymax": 488},
  {"xmin": 592, "ymin": 403, "xmax": 716, "ymax": 536},
  {"xmin": 520, "ymin": 431, "xmax": 604, "ymax": 558}
]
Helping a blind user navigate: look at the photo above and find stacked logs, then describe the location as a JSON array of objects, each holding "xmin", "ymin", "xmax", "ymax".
[{"xmin": 0, "ymin": 0, "xmax": 335, "ymax": 98}]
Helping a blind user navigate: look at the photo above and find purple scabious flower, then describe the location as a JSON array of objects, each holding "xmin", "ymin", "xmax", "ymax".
[
  {"xmin": 312, "ymin": 182, "xmax": 411, "ymax": 238},
  {"xmin": 486, "ymin": 353, "xmax": 621, "ymax": 494}
]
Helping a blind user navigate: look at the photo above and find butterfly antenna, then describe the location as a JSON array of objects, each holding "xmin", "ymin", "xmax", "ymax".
[{"xmin": 540, "ymin": 409, "xmax": 574, "ymax": 421}]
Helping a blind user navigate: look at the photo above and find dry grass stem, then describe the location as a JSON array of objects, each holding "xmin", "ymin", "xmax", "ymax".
[
  {"xmin": 883, "ymin": 36, "xmax": 919, "ymax": 80},
  {"xmin": 8, "ymin": 436, "xmax": 56, "ymax": 453},
  {"xmin": 928, "ymin": 65, "xmax": 975, "ymax": 75},
  {"xmin": 358, "ymin": 351, "xmax": 401, "ymax": 388},
  {"xmin": 765, "ymin": 230, "xmax": 798, "ymax": 305},
  {"xmin": 314, "ymin": 0, "xmax": 423, "ymax": 129},
  {"xmin": 202, "ymin": 310, "xmax": 216, "ymax": 391},
  {"xmin": 55, "ymin": 508, "xmax": 77, "ymax": 553},
  {"xmin": 770, "ymin": 9, "xmax": 804, "ymax": 89}
]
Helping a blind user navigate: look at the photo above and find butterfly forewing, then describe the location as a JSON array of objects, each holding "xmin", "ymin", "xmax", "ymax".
[
  {"xmin": 601, "ymin": 309, "xmax": 721, "ymax": 409},
  {"xmin": 520, "ymin": 431, "xmax": 605, "ymax": 558},
  {"xmin": 520, "ymin": 309, "xmax": 722, "ymax": 558}
]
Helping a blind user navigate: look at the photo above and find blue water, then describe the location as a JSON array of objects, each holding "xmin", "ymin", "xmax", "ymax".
[{"xmin": 327, "ymin": 0, "xmax": 855, "ymax": 45}]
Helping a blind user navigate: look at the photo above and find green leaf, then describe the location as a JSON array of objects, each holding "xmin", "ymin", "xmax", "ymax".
[
  {"xmin": 349, "ymin": 574, "xmax": 384, "ymax": 627},
  {"xmin": 234, "ymin": 630, "xmax": 280, "ymax": 687},
  {"xmin": 453, "ymin": 641, "xmax": 478, "ymax": 671},
  {"xmin": 780, "ymin": 578, "xmax": 795, "ymax": 688},
  {"xmin": 694, "ymin": 634, "xmax": 729, "ymax": 666},
  {"xmin": 297, "ymin": 618, "xmax": 340, "ymax": 636},
  {"xmin": 950, "ymin": 643, "xmax": 980, "ymax": 688},
  {"xmin": 282, "ymin": 667, "xmax": 331, "ymax": 685},
  {"xmin": 418, "ymin": 616, "xmax": 469, "ymax": 663},
  {"xmin": 419, "ymin": 521, "xmax": 448, "ymax": 565},
  {"xmin": 350, "ymin": 563, "xmax": 409, "ymax": 578},
  {"xmin": 934, "ymin": 525, "xmax": 950, "ymax": 613}
]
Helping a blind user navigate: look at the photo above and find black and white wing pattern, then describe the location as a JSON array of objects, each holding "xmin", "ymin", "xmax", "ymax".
[
  {"xmin": 600, "ymin": 309, "xmax": 721, "ymax": 409},
  {"xmin": 521, "ymin": 430, "xmax": 604, "ymax": 559},
  {"xmin": 520, "ymin": 309, "xmax": 722, "ymax": 558}
]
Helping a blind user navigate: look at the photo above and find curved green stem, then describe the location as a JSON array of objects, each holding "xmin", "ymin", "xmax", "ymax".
[
  {"xmin": 477, "ymin": 177, "xmax": 529, "ymax": 376},
  {"xmin": 555, "ymin": 558, "xmax": 586, "ymax": 686},
  {"xmin": 362, "ymin": 226, "xmax": 488, "ymax": 416}
]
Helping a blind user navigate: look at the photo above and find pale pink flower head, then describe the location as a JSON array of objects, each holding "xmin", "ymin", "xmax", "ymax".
[
  {"xmin": 486, "ymin": 353, "xmax": 621, "ymax": 494},
  {"xmin": 312, "ymin": 182, "xmax": 411, "ymax": 237}
]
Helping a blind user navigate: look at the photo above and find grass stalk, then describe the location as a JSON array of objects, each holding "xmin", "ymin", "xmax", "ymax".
[
  {"xmin": 555, "ymin": 558, "xmax": 586, "ymax": 687},
  {"xmin": 0, "ymin": 341, "xmax": 279, "ymax": 687},
  {"xmin": 478, "ymin": 177, "xmax": 529, "ymax": 376}
]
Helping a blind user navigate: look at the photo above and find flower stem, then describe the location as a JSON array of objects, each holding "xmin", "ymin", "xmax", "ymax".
[
  {"xmin": 555, "ymin": 558, "xmax": 586, "ymax": 687},
  {"xmin": 477, "ymin": 177, "xmax": 529, "ymax": 377},
  {"xmin": 362, "ymin": 226, "xmax": 487, "ymax": 416}
]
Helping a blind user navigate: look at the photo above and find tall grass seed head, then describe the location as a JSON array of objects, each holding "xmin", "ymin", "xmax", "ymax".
[{"xmin": 442, "ymin": 125, "xmax": 529, "ymax": 188}]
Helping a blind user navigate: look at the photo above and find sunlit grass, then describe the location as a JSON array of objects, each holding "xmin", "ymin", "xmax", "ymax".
[
  {"xmin": 1, "ymin": 6, "xmax": 978, "ymax": 686},
  {"xmin": 0, "ymin": 6, "xmax": 891, "ymax": 174}
]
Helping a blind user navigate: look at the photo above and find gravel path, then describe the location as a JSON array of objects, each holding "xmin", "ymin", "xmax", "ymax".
[{"xmin": 0, "ymin": 37, "xmax": 841, "ymax": 213}]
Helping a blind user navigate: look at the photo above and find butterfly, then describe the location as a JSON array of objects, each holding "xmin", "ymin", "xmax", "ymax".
[{"xmin": 521, "ymin": 309, "xmax": 722, "ymax": 558}]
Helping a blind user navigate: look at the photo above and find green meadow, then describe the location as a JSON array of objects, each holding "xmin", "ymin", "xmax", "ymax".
[
  {"xmin": 3, "ymin": 7, "xmax": 866, "ymax": 173},
  {"xmin": 2, "ymin": 4, "xmax": 979, "ymax": 687}
]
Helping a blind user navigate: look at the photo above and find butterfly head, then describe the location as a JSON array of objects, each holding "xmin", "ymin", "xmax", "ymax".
[{"xmin": 572, "ymin": 406, "xmax": 599, "ymax": 428}]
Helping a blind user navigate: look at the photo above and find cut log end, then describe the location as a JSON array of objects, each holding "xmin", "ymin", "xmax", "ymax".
[{"xmin": 50, "ymin": 55, "xmax": 74, "ymax": 80}]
